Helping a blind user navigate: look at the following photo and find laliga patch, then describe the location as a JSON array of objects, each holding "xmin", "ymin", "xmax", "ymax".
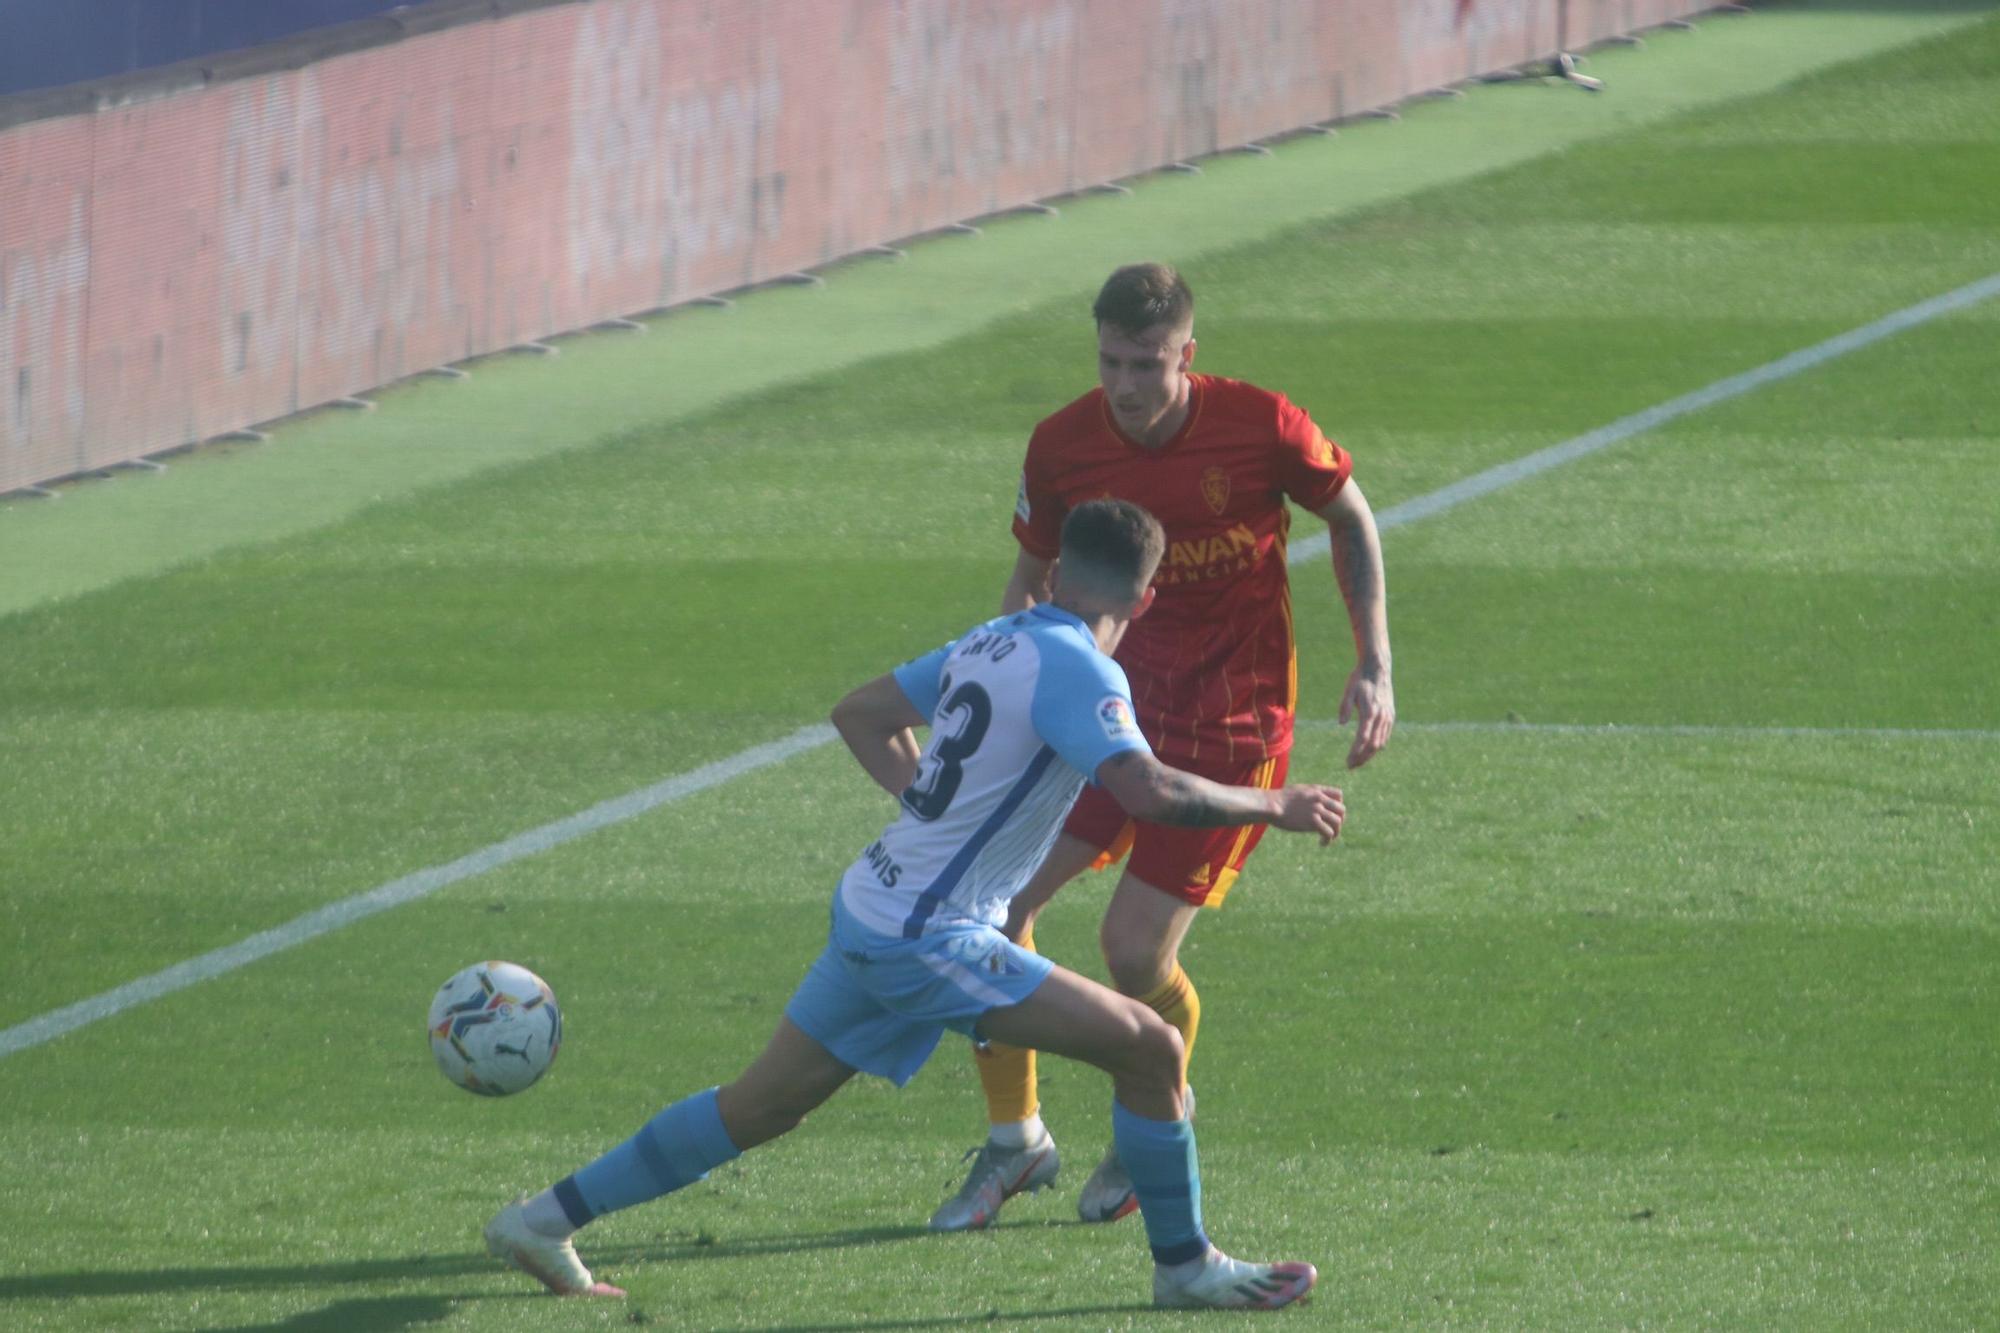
[
  {"xmin": 1014, "ymin": 473, "xmax": 1032, "ymax": 523},
  {"xmin": 1097, "ymin": 695, "xmax": 1139, "ymax": 740}
]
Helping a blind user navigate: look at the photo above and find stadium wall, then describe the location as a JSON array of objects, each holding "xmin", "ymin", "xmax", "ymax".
[{"xmin": 0, "ymin": 0, "xmax": 1712, "ymax": 494}]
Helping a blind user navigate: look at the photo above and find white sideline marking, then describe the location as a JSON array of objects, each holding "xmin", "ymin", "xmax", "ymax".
[
  {"xmin": 1286, "ymin": 271, "xmax": 2000, "ymax": 566},
  {"xmin": 1301, "ymin": 719, "xmax": 2000, "ymax": 742},
  {"xmin": 0, "ymin": 724, "xmax": 837, "ymax": 1060},
  {"xmin": 6, "ymin": 273, "xmax": 1998, "ymax": 1061}
]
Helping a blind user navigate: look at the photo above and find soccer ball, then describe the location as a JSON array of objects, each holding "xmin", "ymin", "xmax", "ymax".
[{"xmin": 427, "ymin": 961, "xmax": 563, "ymax": 1096}]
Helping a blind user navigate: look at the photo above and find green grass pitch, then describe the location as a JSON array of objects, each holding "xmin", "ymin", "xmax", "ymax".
[{"xmin": 3, "ymin": 6, "xmax": 1998, "ymax": 1329}]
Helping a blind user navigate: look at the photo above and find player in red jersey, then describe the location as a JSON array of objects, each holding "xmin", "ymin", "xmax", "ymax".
[{"xmin": 930, "ymin": 262, "xmax": 1393, "ymax": 1232}]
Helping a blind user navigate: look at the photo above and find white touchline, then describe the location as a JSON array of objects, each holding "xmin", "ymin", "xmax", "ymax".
[
  {"xmin": 5, "ymin": 271, "xmax": 1997, "ymax": 1061},
  {"xmin": 0, "ymin": 724, "xmax": 836, "ymax": 1060},
  {"xmin": 1301, "ymin": 719, "xmax": 2000, "ymax": 742},
  {"xmin": 1285, "ymin": 270, "xmax": 2000, "ymax": 564}
]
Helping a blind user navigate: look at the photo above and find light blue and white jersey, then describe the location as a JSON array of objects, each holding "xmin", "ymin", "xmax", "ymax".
[{"xmin": 837, "ymin": 605, "xmax": 1151, "ymax": 940}]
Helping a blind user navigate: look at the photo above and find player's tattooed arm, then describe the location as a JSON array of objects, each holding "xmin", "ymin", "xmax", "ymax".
[
  {"xmin": 1096, "ymin": 751, "xmax": 1345, "ymax": 843},
  {"xmin": 831, "ymin": 674, "xmax": 927, "ymax": 795},
  {"xmin": 1102, "ymin": 750, "xmax": 1267, "ymax": 827},
  {"xmin": 1319, "ymin": 481, "xmax": 1390, "ymax": 670},
  {"xmin": 1317, "ymin": 482, "xmax": 1396, "ymax": 767}
]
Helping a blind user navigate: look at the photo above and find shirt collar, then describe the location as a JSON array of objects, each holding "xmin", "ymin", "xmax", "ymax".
[{"xmin": 1027, "ymin": 603, "xmax": 1088, "ymax": 634}]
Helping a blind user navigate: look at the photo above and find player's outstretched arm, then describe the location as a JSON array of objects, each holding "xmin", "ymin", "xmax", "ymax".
[
  {"xmin": 1317, "ymin": 481, "xmax": 1396, "ymax": 768},
  {"xmin": 830, "ymin": 674, "xmax": 927, "ymax": 795},
  {"xmin": 1000, "ymin": 549, "xmax": 1055, "ymax": 614},
  {"xmin": 1096, "ymin": 750, "xmax": 1344, "ymax": 845}
]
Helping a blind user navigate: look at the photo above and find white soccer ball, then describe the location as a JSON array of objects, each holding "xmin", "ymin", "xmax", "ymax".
[{"xmin": 427, "ymin": 961, "xmax": 563, "ymax": 1096}]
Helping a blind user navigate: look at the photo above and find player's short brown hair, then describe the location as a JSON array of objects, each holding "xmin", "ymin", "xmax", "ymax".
[
  {"xmin": 1060, "ymin": 498, "xmax": 1166, "ymax": 603},
  {"xmin": 1093, "ymin": 263, "xmax": 1193, "ymax": 337}
]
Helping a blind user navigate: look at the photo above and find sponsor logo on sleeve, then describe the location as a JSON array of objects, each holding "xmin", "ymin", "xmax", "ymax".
[
  {"xmin": 1015, "ymin": 473, "xmax": 1032, "ymax": 523},
  {"xmin": 1097, "ymin": 695, "xmax": 1139, "ymax": 741}
]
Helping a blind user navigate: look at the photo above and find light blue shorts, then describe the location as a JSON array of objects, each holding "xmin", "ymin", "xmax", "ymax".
[{"xmin": 783, "ymin": 892, "xmax": 1055, "ymax": 1086}]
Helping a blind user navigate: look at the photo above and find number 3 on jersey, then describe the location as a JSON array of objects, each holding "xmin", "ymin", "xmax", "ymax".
[{"xmin": 901, "ymin": 677, "xmax": 992, "ymax": 820}]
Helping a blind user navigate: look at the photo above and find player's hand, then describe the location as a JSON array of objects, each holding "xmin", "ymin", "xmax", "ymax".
[
  {"xmin": 1274, "ymin": 784, "xmax": 1345, "ymax": 845},
  {"xmin": 1338, "ymin": 663, "xmax": 1395, "ymax": 769}
]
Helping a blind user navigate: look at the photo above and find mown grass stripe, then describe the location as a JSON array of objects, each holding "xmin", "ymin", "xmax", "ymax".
[
  {"xmin": 5, "ymin": 272, "xmax": 1997, "ymax": 1062},
  {"xmin": 0, "ymin": 724, "xmax": 836, "ymax": 1060},
  {"xmin": 1285, "ymin": 271, "xmax": 2000, "ymax": 566}
]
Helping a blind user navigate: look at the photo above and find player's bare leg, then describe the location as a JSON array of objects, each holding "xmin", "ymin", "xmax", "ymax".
[
  {"xmin": 933, "ymin": 834, "xmax": 1104, "ymax": 1231},
  {"xmin": 1097, "ymin": 870, "xmax": 1201, "ymax": 999},
  {"xmin": 715, "ymin": 1017, "xmax": 859, "ymax": 1149},
  {"xmin": 977, "ymin": 963, "xmax": 1185, "ymax": 1119},
  {"xmin": 1078, "ymin": 871, "xmax": 1204, "ymax": 1222},
  {"xmin": 980, "ymin": 966, "xmax": 1316, "ymax": 1311}
]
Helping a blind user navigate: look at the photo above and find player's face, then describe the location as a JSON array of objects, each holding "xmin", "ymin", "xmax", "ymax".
[{"xmin": 1098, "ymin": 321, "xmax": 1194, "ymax": 443}]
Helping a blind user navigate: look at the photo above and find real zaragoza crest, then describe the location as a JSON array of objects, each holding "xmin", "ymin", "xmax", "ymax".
[{"xmin": 1200, "ymin": 466, "xmax": 1230, "ymax": 515}]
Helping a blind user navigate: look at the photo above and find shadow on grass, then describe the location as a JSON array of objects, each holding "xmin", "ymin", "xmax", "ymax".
[
  {"xmin": 0, "ymin": 1221, "xmax": 1074, "ymax": 1300},
  {"xmin": 730, "ymin": 1307, "xmax": 1152, "ymax": 1332},
  {"xmin": 209, "ymin": 1295, "xmax": 464, "ymax": 1331},
  {"xmin": 201, "ymin": 1294, "xmax": 1150, "ymax": 1333}
]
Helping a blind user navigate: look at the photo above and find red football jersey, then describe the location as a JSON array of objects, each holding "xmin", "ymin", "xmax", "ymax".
[{"xmin": 1012, "ymin": 373, "xmax": 1351, "ymax": 766}]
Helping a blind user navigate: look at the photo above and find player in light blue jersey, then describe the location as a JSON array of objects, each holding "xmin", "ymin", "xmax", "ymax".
[{"xmin": 484, "ymin": 499, "xmax": 1346, "ymax": 1312}]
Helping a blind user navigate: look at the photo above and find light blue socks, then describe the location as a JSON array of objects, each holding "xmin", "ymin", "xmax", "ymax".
[
  {"xmin": 1111, "ymin": 1098, "xmax": 1209, "ymax": 1265},
  {"xmin": 552, "ymin": 1085, "xmax": 742, "ymax": 1228}
]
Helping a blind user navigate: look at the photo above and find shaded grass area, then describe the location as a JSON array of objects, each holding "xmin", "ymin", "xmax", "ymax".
[
  {"xmin": 3, "ymin": 721, "xmax": 1995, "ymax": 1326},
  {"xmin": 2, "ymin": 972, "xmax": 1993, "ymax": 1331}
]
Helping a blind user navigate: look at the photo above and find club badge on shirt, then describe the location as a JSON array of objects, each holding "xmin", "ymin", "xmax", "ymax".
[{"xmin": 1201, "ymin": 465, "xmax": 1231, "ymax": 515}]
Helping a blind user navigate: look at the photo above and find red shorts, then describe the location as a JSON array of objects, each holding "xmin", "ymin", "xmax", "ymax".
[{"xmin": 1062, "ymin": 751, "xmax": 1290, "ymax": 908}]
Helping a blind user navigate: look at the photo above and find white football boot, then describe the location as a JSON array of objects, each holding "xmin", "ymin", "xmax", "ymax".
[
  {"xmin": 1078, "ymin": 1084, "xmax": 1196, "ymax": 1224},
  {"xmin": 1075, "ymin": 1145, "xmax": 1139, "ymax": 1223},
  {"xmin": 483, "ymin": 1197, "xmax": 626, "ymax": 1297},
  {"xmin": 1153, "ymin": 1246, "xmax": 1318, "ymax": 1310},
  {"xmin": 927, "ymin": 1133, "xmax": 1061, "ymax": 1231}
]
